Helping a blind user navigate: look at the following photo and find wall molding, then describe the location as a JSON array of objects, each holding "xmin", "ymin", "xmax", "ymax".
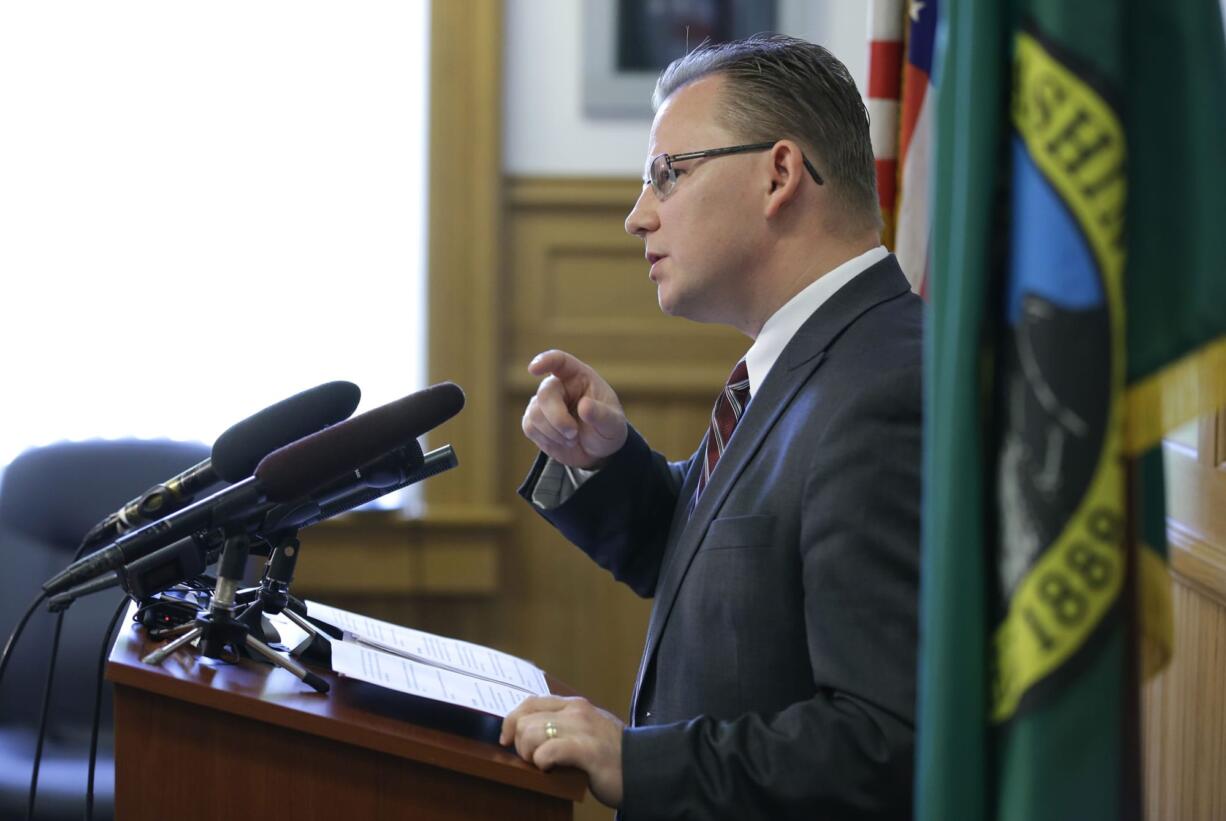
[
  {"xmin": 1167, "ymin": 519, "xmax": 1226, "ymax": 607},
  {"xmin": 508, "ymin": 176, "xmax": 642, "ymax": 208}
]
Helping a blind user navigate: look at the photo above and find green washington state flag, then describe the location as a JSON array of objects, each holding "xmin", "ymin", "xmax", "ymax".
[{"xmin": 917, "ymin": 0, "xmax": 1226, "ymax": 819}]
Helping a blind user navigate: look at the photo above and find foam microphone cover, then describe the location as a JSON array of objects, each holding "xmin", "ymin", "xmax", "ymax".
[
  {"xmin": 211, "ymin": 381, "xmax": 362, "ymax": 481},
  {"xmin": 254, "ymin": 382, "xmax": 465, "ymax": 502}
]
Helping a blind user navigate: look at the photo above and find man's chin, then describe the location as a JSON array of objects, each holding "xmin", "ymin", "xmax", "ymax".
[
  {"xmin": 656, "ymin": 286, "xmax": 676, "ymax": 316},
  {"xmin": 658, "ymin": 291, "xmax": 708, "ymax": 323},
  {"xmin": 661, "ymin": 285, "xmax": 716, "ymax": 320},
  {"xmin": 657, "ymin": 295, "xmax": 687, "ymax": 319}
]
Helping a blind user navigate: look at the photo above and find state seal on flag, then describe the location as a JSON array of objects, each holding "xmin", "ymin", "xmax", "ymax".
[{"xmin": 991, "ymin": 29, "xmax": 1128, "ymax": 722}]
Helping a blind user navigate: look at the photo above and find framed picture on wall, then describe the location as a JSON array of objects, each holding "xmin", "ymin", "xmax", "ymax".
[{"xmin": 583, "ymin": 0, "xmax": 779, "ymax": 118}]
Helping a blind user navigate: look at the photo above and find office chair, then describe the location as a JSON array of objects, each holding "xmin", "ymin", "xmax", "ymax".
[{"xmin": 0, "ymin": 439, "xmax": 211, "ymax": 821}]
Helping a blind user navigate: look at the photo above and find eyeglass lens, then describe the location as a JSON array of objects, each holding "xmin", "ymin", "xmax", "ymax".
[{"xmin": 648, "ymin": 154, "xmax": 673, "ymax": 198}]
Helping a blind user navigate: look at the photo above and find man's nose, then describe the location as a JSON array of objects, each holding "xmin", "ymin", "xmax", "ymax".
[{"xmin": 625, "ymin": 186, "xmax": 659, "ymax": 237}]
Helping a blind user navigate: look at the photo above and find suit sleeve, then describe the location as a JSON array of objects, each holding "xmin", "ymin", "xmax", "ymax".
[
  {"xmin": 518, "ymin": 425, "xmax": 695, "ymax": 599},
  {"xmin": 621, "ymin": 365, "xmax": 922, "ymax": 820}
]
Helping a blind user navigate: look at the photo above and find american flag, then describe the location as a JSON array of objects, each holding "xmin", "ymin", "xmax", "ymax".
[
  {"xmin": 867, "ymin": 0, "xmax": 938, "ymax": 297},
  {"xmin": 866, "ymin": 0, "xmax": 904, "ymax": 252}
]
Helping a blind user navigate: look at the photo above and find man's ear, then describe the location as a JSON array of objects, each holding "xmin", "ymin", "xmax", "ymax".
[{"xmin": 764, "ymin": 140, "xmax": 807, "ymax": 218}]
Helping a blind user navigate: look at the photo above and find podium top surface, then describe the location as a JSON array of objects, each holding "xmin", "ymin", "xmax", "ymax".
[{"xmin": 107, "ymin": 605, "xmax": 587, "ymax": 803}]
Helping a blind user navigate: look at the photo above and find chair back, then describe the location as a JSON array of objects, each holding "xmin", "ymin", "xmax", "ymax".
[{"xmin": 0, "ymin": 438, "xmax": 211, "ymax": 733}]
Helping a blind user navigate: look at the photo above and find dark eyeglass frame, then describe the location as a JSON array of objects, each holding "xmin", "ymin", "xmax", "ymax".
[{"xmin": 643, "ymin": 140, "xmax": 824, "ymax": 201}]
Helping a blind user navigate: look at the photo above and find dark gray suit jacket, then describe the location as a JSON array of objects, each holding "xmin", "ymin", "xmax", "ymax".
[{"xmin": 520, "ymin": 255, "xmax": 923, "ymax": 820}]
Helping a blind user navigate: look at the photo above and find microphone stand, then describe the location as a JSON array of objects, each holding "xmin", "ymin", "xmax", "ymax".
[
  {"xmin": 108, "ymin": 443, "xmax": 461, "ymax": 692},
  {"xmin": 141, "ymin": 532, "xmax": 329, "ymax": 693},
  {"xmin": 236, "ymin": 529, "xmax": 334, "ymax": 663}
]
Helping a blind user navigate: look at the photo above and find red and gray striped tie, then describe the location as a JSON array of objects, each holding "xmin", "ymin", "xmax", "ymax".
[{"xmin": 693, "ymin": 359, "xmax": 751, "ymax": 508}]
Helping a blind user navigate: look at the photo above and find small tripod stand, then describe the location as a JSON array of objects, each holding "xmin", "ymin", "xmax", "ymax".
[
  {"xmin": 142, "ymin": 532, "xmax": 329, "ymax": 693},
  {"xmin": 235, "ymin": 529, "xmax": 333, "ymax": 663}
]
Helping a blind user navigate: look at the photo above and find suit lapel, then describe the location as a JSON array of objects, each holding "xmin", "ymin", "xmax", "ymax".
[{"xmin": 629, "ymin": 255, "xmax": 912, "ymax": 720}]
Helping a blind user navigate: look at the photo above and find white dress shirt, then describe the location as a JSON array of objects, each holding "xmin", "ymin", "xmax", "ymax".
[{"xmin": 742, "ymin": 245, "xmax": 888, "ymax": 395}]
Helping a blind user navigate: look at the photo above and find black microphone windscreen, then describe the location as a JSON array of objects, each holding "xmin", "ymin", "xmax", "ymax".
[
  {"xmin": 211, "ymin": 381, "xmax": 362, "ymax": 482},
  {"xmin": 254, "ymin": 382, "xmax": 465, "ymax": 502}
]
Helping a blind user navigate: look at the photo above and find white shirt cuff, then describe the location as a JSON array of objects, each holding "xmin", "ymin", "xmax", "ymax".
[{"xmin": 530, "ymin": 457, "xmax": 599, "ymax": 509}]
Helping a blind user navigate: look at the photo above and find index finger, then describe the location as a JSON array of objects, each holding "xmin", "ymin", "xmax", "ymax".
[{"xmin": 528, "ymin": 349, "xmax": 587, "ymax": 381}]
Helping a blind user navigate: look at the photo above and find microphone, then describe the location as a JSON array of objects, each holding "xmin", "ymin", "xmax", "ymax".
[
  {"xmin": 79, "ymin": 381, "xmax": 362, "ymax": 549},
  {"xmin": 46, "ymin": 444, "xmax": 459, "ymax": 608},
  {"xmin": 211, "ymin": 380, "xmax": 364, "ymax": 481},
  {"xmin": 253, "ymin": 382, "xmax": 464, "ymax": 500},
  {"xmin": 259, "ymin": 442, "xmax": 458, "ymax": 533},
  {"xmin": 43, "ymin": 382, "xmax": 465, "ymax": 595}
]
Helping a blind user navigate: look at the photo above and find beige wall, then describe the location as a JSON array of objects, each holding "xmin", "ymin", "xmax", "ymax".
[{"xmin": 502, "ymin": 0, "xmax": 872, "ymax": 176}]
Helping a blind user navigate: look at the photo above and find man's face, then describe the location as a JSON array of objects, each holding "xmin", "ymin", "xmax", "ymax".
[{"xmin": 625, "ymin": 75, "xmax": 764, "ymax": 327}]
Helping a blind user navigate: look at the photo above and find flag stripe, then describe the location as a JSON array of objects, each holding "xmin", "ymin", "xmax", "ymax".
[
  {"xmin": 869, "ymin": 41, "xmax": 905, "ymax": 97},
  {"xmin": 1123, "ymin": 335, "xmax": 1226, "ymax": 454},
  {"xmin": 898, "ymin": 63, "xmax": 931, "ymax": 161},
  {"xmin": 868, "ymin": 98, "xmax": 901, "ymax": 160},
  {"xmin": 894, "ymin": 0, "xmax": 937, "ymax": 295},
  {"xmin": 868, "ymin": 0, "xmax": 906, "ymax": 39},
  {"xmin": 877, "ymin": 159, "xmax": 899, "ymax": 211},
  {"xmin": 895, "ymin": 93, "xmax": 933, "ymax": 292},
  {"xmin": 867, "ymin": 0, "xmax": 906, "ymax": 248}
]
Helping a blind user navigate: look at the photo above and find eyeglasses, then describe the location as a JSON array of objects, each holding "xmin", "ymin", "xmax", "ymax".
[{"xmin": 642, "ymin": 141, "xmax": 824, "ymax": 201}]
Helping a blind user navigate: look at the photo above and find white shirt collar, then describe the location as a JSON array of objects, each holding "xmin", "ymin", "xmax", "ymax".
[{"xmin": 742, "ymin": 246, "xmax": 889, "ymax": 395}]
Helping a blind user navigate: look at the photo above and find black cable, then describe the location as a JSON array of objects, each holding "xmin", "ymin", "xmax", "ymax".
[
  {"xmin": 22, "ymin": 533, "xmax": 116, "ymax": 821},
  {"xmin": 0, "ymin": 594, "xmax": 47, "ymax": 819},
  {"xmin": 26, "ymin": 537, "xmax": 105, "ymax": 819},
  {"xmin": 27, "ymin": 611, "xmax": 62, "ymax": 820},
  {"xmin": 86, "ymin": 595, "xmax": 128, "ymax": 821},
  {"xmin": 0, "ymin": 590, "xmax": 46, "ymax": 689}
]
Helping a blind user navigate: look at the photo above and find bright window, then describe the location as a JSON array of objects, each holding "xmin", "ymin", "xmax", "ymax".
[{"xmin": 0, "ymin": 2, "xmax": 429, "ymax": 476}]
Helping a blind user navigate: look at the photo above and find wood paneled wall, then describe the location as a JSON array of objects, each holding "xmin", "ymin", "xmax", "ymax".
[
  {"xmin": 1143, "ymin": 429, "xmax": 1226, "ymax": 820},
  {"xmin": 1142, "ymin": 569, "xmax": 1226, "ymax": 820},
  {"xmin": 504, "ymin": 178, "xmax": 749, "ymax": 393}
]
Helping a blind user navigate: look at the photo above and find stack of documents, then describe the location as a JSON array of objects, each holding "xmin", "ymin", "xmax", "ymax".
[{"xmin": 272, "ymin": 600, "xmax": 549, "ymax": 718}]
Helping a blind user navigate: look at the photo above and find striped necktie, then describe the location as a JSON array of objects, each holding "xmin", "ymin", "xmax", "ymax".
[{"xmin": 693, "ymin": 359, "xmax": 751, "ymax": 509}]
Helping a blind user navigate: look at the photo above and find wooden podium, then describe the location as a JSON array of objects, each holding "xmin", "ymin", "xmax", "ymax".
[{"xmin": 106, "ymin": 612, "xmax": 586, "ymax": 820}]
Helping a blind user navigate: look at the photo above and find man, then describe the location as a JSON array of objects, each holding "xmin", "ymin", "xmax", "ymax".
[{"xmin": 501, "ymin": 35, "xmax": 922, "ymax": 819}]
